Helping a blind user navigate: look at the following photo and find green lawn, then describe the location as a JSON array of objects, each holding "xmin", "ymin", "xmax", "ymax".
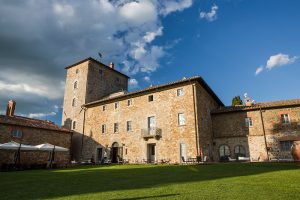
[{"xmin": 0, "ymin": 163, "xmax": 299, "ymax": 200}]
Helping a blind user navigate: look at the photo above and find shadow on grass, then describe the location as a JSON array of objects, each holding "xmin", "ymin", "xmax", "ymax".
[
  {"xmin": 112, "ymin": 193, "xmax": 180, "ymax": 200},
  {"xmin": 0, "ymin": 163, "xmax": 298, "ymax": 200}
]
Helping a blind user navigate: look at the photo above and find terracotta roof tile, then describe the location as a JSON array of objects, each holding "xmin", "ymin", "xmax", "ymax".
[
  {"xmin": 0, "ymin": 115, "xmax": 72, "ymax": 133},
  {"xmin": 211, "ymin": 98, "xmax": 300, "ymax": 114}
]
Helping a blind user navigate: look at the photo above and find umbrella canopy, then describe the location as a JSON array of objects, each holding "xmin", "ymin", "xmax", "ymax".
[
  {"xmin": 35, "ymin": 143, "xmax": 68, "ymax": 152},
  {"xmin": 0, "ymin": 141, "xmax": 38, "ymax": 151}
]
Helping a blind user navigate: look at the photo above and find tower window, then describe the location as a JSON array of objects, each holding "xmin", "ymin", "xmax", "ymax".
[
  {"xmin": 178, "ymin": 113, "xmax": 186, "ymax": 126},
  {"xmin": 115, "ymin": 102, "xmax": 119, "ymax": 109},
  {"xmin": 72, "ymin": 98, "xmax": 76, "ymax": 107},
  {"xmin": 148, "ymin": 95, "xmax": 154, "ymax": 102},
  {"xmin": 101, "ymin": 124, "xmax": 106, "ymax": 134},
  {"xmin": 127, "ymin": 99, "xmax": 132, "ymax": 106},
  {"xmin": 74, "ymin": 81, "xmax": 78, "ymax": 89},
  {"xmin": 76, "ymin": 69, "xmax": 79, "ymax": 74},
  {"xmin": 177, "ymin": 88, "xmax": 184, "ymax": 96},
  {"xmin": 114, "ymin": 123, "xmax": 119, "ymax": 133},
  {"xmin": 99, "ymin": 69, "xmax": 103, "ymax": 76},
  {"xmin": 102, "ymin": 105, "xmax": 106, "ymax": 111},
  {"xmin": 72, "ymin": 121, "xmax": 76, "ymax": 130}
]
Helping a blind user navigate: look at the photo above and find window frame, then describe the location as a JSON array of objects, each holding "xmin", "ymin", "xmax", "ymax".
[
  {"xmin": 11, "ymin": 129, "xmax": 22, "ymax": 138},
  {"xmin": 114, "ymin": 123, "xmax": 119, "ymax": 133},
  {"xmin": 281, "ymin": 114, "xmax": 290, "ymax": 124},
  {"xmin": 244, "ymin": 117, "xmax": 253, "ymax": 127},
  {"xmin": 127, "ymin": 99, "xmax": 133, "ymax": 106},
  {"xmin": 126, "ymin": 121, "xmax": 132, "ymax": 132},
  {"xmin": 74, "ymin": 81, "xmax": 78, "ymax": 89},
  {"xmin": 148, "ymin": 95, "xmax": 154, "ymax": 102},
  {"xmin": 177, "ymin": 88, "xmax": 184, "ymax": 97},
  {"xmin": 101, "ymin": 124, "xmax": 106, "ymax": 134},
  {"xmin": 178, "ymin": 113, "xmax": 186, "ymax": 126},
  {"xmin": 115, "ymin": 102, "xmax": 119, "ymax": 109},
  {"xmin": 72, "ymin": 98, "xmax": 76, "ymax": 107},
  {"xmin": 72, "ymin": 121, "xmax": 76, "ymax": 130},
  {"xmin": 280, "ymin": 141, "xmax": 293, "ymax": 151}
]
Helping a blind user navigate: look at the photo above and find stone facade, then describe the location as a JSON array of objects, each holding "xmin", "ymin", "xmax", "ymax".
[
  {"xmin": 61, "ymin": 58, "xmax": 128, "ymax": 160},
  {"xmin": 82, "ymin": 81, "xmax": 220, "ymax": 163},
  {"xmin": 0, "ymin": 122, "xmax": 72, "ymax": 167},
  {"xmin": 62, "ymin": 57, "xmax": 300, "ymax": 163},
  {"xmin": 212, "ymin": 105, "xmax": 300, "ymax": 161}
]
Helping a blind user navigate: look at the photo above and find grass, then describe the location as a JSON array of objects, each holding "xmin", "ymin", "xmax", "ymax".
[{"xmin": 0, "ymin": 163, "xmax": 299, "ymax": 200}]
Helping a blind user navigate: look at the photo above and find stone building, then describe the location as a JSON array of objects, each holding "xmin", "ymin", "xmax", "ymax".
[
  {"xmin": 62, "ymin": 57, "xmax": 300, "ymax": 163},
  {"xmin": 0, "ymin": 100, "xmax": 72, "ymax": 168}
]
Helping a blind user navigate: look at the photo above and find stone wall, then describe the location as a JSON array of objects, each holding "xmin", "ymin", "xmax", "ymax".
[
  {"xmin": 211, "ymin": 106, "xmax": 300, "ymax": 161},
  {"xmin": 61, "ymin": 59, "xmax": 128, "ymax": 161},
  {"xmin": 83, "ymin": 81, "xmax": 211, "ymax": 164},
  {"xmin": 0, "ymin": 124, "xmax": 72, "ymax": 167}
]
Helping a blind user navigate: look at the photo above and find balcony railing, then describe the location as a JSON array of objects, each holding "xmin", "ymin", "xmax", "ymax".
[{"xmin": 141, "ymin": 127, "xmax": 162, "ymax": 140}]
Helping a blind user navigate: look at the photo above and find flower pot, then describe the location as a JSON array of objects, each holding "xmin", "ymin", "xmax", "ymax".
[{"xmin": 291, "ymin": 140, "xmax": 300, "ymax": 166}]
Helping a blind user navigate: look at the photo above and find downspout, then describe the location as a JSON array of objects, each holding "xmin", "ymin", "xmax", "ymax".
[
  {"xmin": 81, "ymin": 106, "xmax": 87, "ymax": 160},
  {"xmin": 192, "ymin": 83, "xmax": 199, "ymax": 155},
  {"xmin": 259, "ymin": 106, "xmax": 269, "ymax": 161}
]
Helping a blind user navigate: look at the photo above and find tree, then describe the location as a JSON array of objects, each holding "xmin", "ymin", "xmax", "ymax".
[{"xmin": 232, "ymin": 96, "xmax": 243, "ymax": 106}]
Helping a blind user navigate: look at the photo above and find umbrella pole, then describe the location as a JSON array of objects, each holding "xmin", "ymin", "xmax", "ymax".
[
  {"xmin": 14, "ymin": 143, "xmax": 21, "ymax": 169},
  {"xmin": 50, "ymin": 146, "xmax": 55, "ymax": 169}
]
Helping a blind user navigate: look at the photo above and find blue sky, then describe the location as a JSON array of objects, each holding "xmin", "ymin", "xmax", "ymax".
[{"xmin": 0, "ymin": 0, "xmax": 299, "ymax": 125}]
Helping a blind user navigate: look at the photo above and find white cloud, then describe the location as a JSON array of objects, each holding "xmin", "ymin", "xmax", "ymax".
[
  {"xmin": 266, "ymin": 53, "xmax": 298, "ymax": 70},
  {"xmin": 144, "ymin": 76, "xmax": 151, "ymax": 82},
  {"xmin": 129, "ymin": 78, "xmax": 139, "ymax": 88},
  {"xmin": 119, "ymin": 0, "xmax": 157, "ymax": 25},
  {"xmin": 255, "ymin": 53, "xmax": 298, "ymax": 75},
  {"xmin": 0, "ymin": 0, "xmax": 193, "ymax": 118},
  {"xmin": 160, "ymin": 0, "xmax": 193, "ymax": 16},
  {"xmin": 200, "ymin": 4, "xmax": 218, "ymax": 22},
  {"xmin": 28, "ymin": 112, "xmax": 56, "ymax": 119},
  {"xmin": 255, "ymin": 66, "xmax": 264, "ymax": 75}
]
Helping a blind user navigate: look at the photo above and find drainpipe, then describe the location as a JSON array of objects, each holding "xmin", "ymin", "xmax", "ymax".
[
  {"xmin": 192, "ymin": 83, "xmax": 199, "ymax": 155},
  {"xmin": 259, "ymin": 106, "xmax": 269, "ymax": 161},
  {"xmin": 81, "ymin": 106, "xmax": 87, "ymax": 161}
]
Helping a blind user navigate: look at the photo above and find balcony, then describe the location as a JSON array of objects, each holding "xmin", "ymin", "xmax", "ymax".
[{"xmin": 141, "ymin": 128, "xmax": 162, "ymax": 140}]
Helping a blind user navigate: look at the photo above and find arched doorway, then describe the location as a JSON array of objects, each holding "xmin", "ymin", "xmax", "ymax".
[{"xmin": 111, "ymin": 142, "xmax": 119, "ymax": 163}]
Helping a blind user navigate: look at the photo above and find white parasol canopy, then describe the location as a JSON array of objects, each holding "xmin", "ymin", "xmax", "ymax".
[
  {"xmin": 0, "ymin": 141, "xmax": 38, "ymax": 151},
  {"xmin": 35, "ymin": 143, "xmax": 68, "ymax": 152}
]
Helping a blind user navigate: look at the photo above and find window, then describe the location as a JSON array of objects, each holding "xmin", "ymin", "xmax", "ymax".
[
  {"xmin": 114, "ymin": 123, "xmax": 119, "ymax": 133},
  {"xmin": 127, "ymin": 121, "xmax": 132, "ymax": 131},
  {"xmin": 116, "ymin": 77, "xmax": 120, "ymax": 82},
  {"xmin": 115, "ymin": 102, "xmax": 119, "ymax": 109},
  {"xmin": 72, "ymin": 98, "xmax": 76, "ymax": 107},
  {"xmin": 102, "ymin": 105, "xmax": 106, "ymax": 111},
  {"xmin": 72, "ymin": 121, "xmax": 76, "ymax": 130},
  {"xmin": 234, "ymin": 145, "xmax": 246, "ymax": 158},
  {"xmin": 280, "ymin": 141, "xmax": 293, "ymax": 151},
  {"xmin": 74, "ymin": 81, "xmax": 78, "ymax": 89},
  {"xmin": 75, "ymin": 69, "xmax": 79, "ymax": 74},
  {"xmin": 12, "ymin": 129, "xmax": 22, "ymax": 138},
  {"xmin": 219, "ymin": 145, "xmax": 230, "ymax": 157},
  {"xmin": 178, "ymin": 113, "xmax": 186, "ymax": 126},
  {"xmin": 245, "ymin": 117, "xmax": 253, "ymax": 127},
  {"xmin": 177, "ymin": 88, "xmax": 184, "ymax": 96},
  {"xmin": 148, "ymin": 116, "xmax": 156, "ymax": 130},
  {"xmin": 127, "ymin": 99, "xmax": 132, "ymax": 106},
  {"xmin": 99, "ymin": 69, "xmax": 103, "ymax": 75},
  {"xmin": 148, "ymin": 95, "xmax": 153, "ymax": 102},
  {"xmin": 281, "ymin": 114, "xmax": 290, "ymax": 124},
  {"xmin": 101, "ymin": 124, "xmax": 106, "ymax": 134}
]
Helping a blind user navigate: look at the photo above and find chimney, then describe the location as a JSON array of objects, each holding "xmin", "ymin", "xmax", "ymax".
[
  {"xmin": 6, "ymin": 100, "xmax": 16, "ymax": 117},
  {"xmin": 245, "ymin": 97, "xmax": 252, "ymax": 106},
  {"xmin": 109, "ymin": 62, "xmax": 114, "ymax": 69}
]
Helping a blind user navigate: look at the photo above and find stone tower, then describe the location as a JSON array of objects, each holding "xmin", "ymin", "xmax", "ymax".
[{"xmin": 62, "ymin": 57, "xmax": 129, "ymax": 161}]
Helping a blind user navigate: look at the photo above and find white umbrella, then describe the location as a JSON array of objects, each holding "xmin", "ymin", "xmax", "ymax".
[
  {"xmin": 0, "ymin": 141, "xmax": 38, "ymax": 151},
  {"xmin": 35, "ymin": 143, "xmax": 68, "ymax": 152}
]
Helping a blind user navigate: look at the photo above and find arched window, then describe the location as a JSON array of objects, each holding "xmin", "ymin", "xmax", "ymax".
[
  {"xmin": 219, "ymin": 145, "xmax": 230, "ymax": 157},
  {"xmin": 72, "ymin": 98, "xmax": 76, "ymax": 107},
  {"xmin": 74, "ymin": 81, "xmax": 78, "ymax": 89},
  {"xmin": 234, "ymin": 145, "xmax": 246, "ymax": 158},
  {"xmin": 72, "ymin": 121, "xmax": 76, "ymax": 130}
]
